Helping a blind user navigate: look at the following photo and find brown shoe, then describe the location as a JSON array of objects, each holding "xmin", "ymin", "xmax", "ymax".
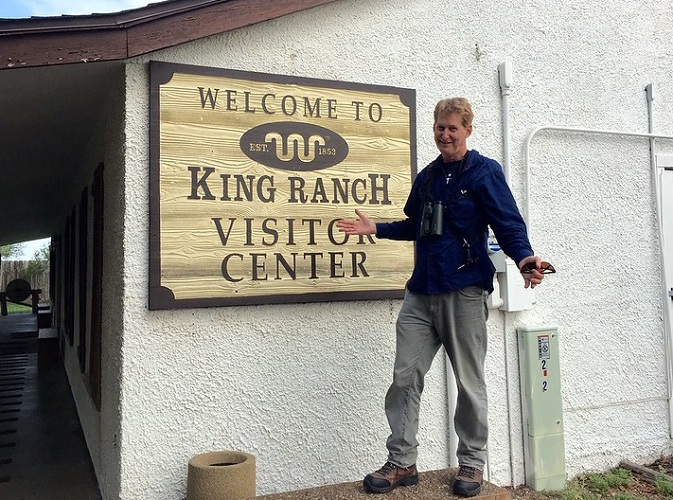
[
  {"xmin": 363, "ymin": 461, "xmax": 419, "ymax": 493},
  {"xmin": 453, "ymin": 466, "xmax": 483, "ymax": 497}
]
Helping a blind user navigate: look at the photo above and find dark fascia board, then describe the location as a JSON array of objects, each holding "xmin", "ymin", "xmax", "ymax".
[{"xmin": 0, "ymin": 0, "xmax": 339, "ymax": 69}]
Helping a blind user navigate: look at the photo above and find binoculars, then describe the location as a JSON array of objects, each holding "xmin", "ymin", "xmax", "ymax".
[{"xmin": 421, "ymin": 201, "xmax": 443, "ymax": 236}]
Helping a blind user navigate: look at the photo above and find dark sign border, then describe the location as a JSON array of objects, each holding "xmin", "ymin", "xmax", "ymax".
[{"xmin": 149, "ymin": 61, "xmax": 416, "ymax": 310}]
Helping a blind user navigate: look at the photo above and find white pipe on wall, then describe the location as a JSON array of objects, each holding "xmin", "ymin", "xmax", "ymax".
[
  {"xmin": 445, "ymin": 354, "xmax": 459, "ymax": 467},
  {"xmin": 499, "ymin": 61, "xmax": 513, "ymax": 184},
  {"xmin": 646, "ymin": 84, "xmax": 673, "ymax": 439},
  {"xmin": 523, "ymin": 120, "xmax": 673, "ymax": 440},
  {"xmin": 523, "ymin": 125, "xmax": 673, "ymax": 225},
  {"xmin": 498, "ymin": 60, "xmax": 518, "ymax": 487},
  {"xmin": 443, "ymin": 61, "xmax": 517, "ymax": 476}
]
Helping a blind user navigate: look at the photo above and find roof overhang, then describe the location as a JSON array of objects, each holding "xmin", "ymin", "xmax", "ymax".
[
  {"xmin": 0, "ymin": 0, "xmax": 339, "ymax": 69},
  {"xmin": 0, "ymin": 0, "xmax": 339, "ymax": 247}
]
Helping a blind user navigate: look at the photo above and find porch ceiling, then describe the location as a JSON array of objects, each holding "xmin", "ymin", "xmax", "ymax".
[
  {"xmin": 0, "ymin": 0, "xmax": 340, "ymax": 247},
  {"xmin": 0, "ymin": 61, "xmax": 122, "ymax": 246}
]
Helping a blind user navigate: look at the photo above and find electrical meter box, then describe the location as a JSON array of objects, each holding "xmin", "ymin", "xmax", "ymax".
[{"xmin": 518, "ymin": 325, "xmax": 566, "ymax": 491}]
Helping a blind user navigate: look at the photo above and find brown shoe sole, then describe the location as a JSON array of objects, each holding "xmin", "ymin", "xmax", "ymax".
[
  {"xmin": 363, "ymin": 474, "xmax": 419, "ymax": 493},
  {"xmin": 453, "ymin": 480, "xmax": 482, "ymax": 497}
]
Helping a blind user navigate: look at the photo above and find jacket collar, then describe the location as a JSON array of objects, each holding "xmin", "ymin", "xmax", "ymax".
[{"xmin": 430, "ymin": 149, "xmax": 476, "ymax": 176}]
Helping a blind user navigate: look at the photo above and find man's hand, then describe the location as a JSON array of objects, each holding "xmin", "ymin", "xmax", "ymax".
[
  {"xmin": 518, "ymin": 255, "xmax": 544, "ymax": 289},
  {"xmin": 336, "ymin": 209, "xmax": 377, "ymax": 235}
]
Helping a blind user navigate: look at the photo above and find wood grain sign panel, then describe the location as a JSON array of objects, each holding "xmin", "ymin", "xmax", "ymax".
[{"xmin": 149, "ymin": 62, "xmax": 416, "ymax": 309}]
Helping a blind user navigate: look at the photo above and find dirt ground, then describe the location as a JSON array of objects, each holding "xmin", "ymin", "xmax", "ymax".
[{"xmin": 507, "ymin": 456, "xmax": 673, "ymax": 500}]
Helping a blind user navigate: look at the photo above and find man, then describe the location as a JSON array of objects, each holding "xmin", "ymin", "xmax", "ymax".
[{"xmin": 336, "ymin": 97, "xmax": 547, "ymax": 497}]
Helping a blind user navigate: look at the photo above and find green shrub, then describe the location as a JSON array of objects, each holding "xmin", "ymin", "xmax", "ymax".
[
  {"xmin": 604, "ymin": 468, "xmax": 632, "ymax": 488},
  {"xmin": 656, "ymin": 475, "xmax": 673, "ymax": 496},
  {"xmin": 585, "ymin": 473, "xmax": 610, "ymax": 494},
  {"xmin": 570, "ymin": 468, "xmax": 632, "ymax": 495}
]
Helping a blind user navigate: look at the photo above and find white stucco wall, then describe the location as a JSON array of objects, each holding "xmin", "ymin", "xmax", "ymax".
[
  {"xmin": 110, "ymin": 0, "xmax": 673, "ymax": 498},
  {"xmin": 60, "ymin": 64, "xmax": 127, "ymax": 499}
]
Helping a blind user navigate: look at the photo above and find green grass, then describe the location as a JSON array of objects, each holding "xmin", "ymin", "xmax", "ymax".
[
  {"xmin": 656, "ymin": 476, "xmax": 673, "ymax": 496},
  {"xmin": 566, "ymin": 468, "xmax": 633, "ymax": 496},
  {"xmin": 549, "ymin": 468, "xmax": 634, "ymax": 500},
  {"xmin": 516, "ymin": 465, "xmax": 673, "ymax": 500},
  {"xmin": 4, "ymin": 302, "xmax": 32, "ymax": 314},
  {"xmin": 559, "ymin": 489, "xmax": 599, "ymax": 500}
]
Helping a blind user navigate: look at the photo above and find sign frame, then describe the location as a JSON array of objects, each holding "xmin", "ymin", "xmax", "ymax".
[{"xmin": 149, "ymin": 61, "xmax": 416, "ymax": 310}]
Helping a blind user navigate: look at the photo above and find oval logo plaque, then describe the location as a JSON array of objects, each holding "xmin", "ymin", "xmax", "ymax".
[{"xmin": 240, "ymin": 122, "xmax": 349, "ymax": 171}]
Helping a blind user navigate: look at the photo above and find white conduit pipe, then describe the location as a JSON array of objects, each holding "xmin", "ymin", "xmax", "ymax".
[
  {"xmin": 647, "ymin": 85, "xmax": 658, "ymax": 209},
  {"xmin": 498, "ymin": 60, "xmax": 517, "ymax": 487},
  {"xmin": 647, "ymin": 84, "xmax": 673, "ymax": 440},
  {"xmin": 445, "ymin": 356, "xmax": 458, "ymax": 467},
  {"xmin": 523, "ymin": 121, "xmax": 673, "ymax": 439},
  {"xmin": 499, "ymin": 61, "xmax": 513, "ymax": 184},
  {"xmin": 523, "ymin": 125, "xmax": 673, "ymax": 225},
  {"xmin": 444, "ymin": 61, "xmax": 516, "ymax": 473}
]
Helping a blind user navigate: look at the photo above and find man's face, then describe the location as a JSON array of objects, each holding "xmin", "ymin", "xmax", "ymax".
[{"xmin": 433, "ymin": 112, "xmax": 472, "ymax": 162}]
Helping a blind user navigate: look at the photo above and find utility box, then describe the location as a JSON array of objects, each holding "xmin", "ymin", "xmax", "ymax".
[
  {"xmin": 497, "ymin": 257, "xmax": 535, "ymax": 312},
  {"xmin": 518, "ymin": 325, "xmax": 566, "ymax": 491}
]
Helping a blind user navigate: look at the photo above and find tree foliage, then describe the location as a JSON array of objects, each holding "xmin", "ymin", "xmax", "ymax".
[
  {"xmin": 0, "ymin": 243, "xmax": 25, "ymax": 260},
  {"xmin": 21, "ymin": 244, "xmax": 50, "ymax": 279}
]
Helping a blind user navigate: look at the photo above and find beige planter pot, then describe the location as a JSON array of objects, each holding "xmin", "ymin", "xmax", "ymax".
[{"xmin": 187, "ymin": 451, "xmax": 256, "ymax": 500}]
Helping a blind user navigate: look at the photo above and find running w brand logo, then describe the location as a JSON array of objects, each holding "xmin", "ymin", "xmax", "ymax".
[{"xmin": 240, "ymin": 122, "xmax": 349, "ymax": 171}]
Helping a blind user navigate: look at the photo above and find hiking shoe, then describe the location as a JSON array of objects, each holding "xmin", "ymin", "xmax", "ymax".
[
  {"xmin": 363, "ymin": 461, "xmax": 418, "ymax": 493},
  {"xmin": 453, "ymin": 465, "xmax": 483, "ymax": 497}
]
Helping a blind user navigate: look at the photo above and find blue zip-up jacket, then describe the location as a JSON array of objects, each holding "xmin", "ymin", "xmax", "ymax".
[{"xmin": 375, "ymin": 149, "xmax": 533, "ymax": 294}]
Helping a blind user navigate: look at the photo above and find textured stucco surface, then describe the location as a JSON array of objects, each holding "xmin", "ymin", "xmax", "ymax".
[
  {"xmin": 66, "ymin": 0, "xmax": 673, "ymax": 498},
  {"xmin": 61, "ymin": 64, "xmax": 128, "ymax": 500}
]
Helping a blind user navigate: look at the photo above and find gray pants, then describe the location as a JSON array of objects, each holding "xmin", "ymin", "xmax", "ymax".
[{"xmin": 385, "ymin": 287, "xmax": 489, "ymax": 469}]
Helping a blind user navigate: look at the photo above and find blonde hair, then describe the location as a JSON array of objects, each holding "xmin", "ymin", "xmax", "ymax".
[{"xmin": 433, "ymin": 97, "xmax": 473, "ymax": 128}]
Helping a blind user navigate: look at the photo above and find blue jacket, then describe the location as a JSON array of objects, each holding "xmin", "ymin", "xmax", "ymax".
[{"xmin": 375, "ymin": 149, "xmax": 533, "ymax": 294}]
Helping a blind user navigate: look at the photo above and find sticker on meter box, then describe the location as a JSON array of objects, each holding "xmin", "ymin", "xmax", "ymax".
[{"xmin": 538, "ymin": 335, "xmax": 550, "ymax": 360}]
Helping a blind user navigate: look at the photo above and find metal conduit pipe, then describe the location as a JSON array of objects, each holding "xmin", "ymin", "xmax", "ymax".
[
  {"xmin": 498, "ymin": 60, "xmax": 517, "ymax": 487},
  {"xmin": 499, "ymin": 61, "xmax": 513, "ymax": 185},
  {"xmin": 523, "ymin": 117, "xmax": 673, "ymax": 439},
  {"xmin": 523, "ymin": 125, "xmax": 673, "ymax": 225},
  {"xmin": 444, "ymin": 61, "xmax": 516, "ymax": 475},
  {"xmin": 445, "ymin": 355, "xmax": 459, "ymax": 468},
  {"xmin": 647, "ymin": 84, "xmax": 673, "ymax": 440},
  {"xmin": 447, "ymin": 61, "xmax": 521, "ymax": 483}
]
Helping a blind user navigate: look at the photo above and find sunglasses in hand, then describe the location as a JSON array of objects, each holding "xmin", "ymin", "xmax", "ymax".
[{"xmin": 520, "ymin": 261, "xmax": 556, "ymax": 274}]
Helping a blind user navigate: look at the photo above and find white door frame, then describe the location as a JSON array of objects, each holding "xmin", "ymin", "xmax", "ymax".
[{"xmin": 656, "ymin": 154, "xmax": 673, "ymax": 438}]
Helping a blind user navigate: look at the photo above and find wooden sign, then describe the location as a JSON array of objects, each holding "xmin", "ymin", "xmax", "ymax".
[{"xmin": 149, "ymin": 62, "xmax": 416, "ymax": 309}]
